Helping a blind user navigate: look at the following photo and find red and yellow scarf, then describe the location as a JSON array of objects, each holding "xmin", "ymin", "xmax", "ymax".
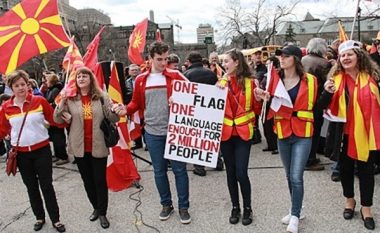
[{"xmin": 324, "ymin": 72, "xmax": 380, "ymax": 162}]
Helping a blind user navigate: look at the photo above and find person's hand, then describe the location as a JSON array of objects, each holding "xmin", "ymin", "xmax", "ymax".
[
  {"xmin": 168, "ymin": 96, "xmax": 174, "ymax": 106},
  {"xmin": 58, "ymin": 89, "xmax": 68, "ymax": 105},
  {"xmin": 112, "ymin": 103, "xmax": 127, "ymax": 116},
  {"xmin": 254, "ymin": 87, "xmax": 270, "ymax": 101},
  {"xmin": 328, "ymin": 59, "xmax": 337, "ymax": 66},
  {"xmin": 61, "ymin": 112, "xmax": 72, "ymax": 124},
  {"xmin": 324, "ymin": 77, "xmax": 336, "ymax": 93},
  {"xmin": 5, "ymin": 134, "xmax": 10, "ymax": 140}
]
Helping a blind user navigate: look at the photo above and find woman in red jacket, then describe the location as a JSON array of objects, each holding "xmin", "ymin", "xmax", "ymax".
[{"xmin": 219, "ymin": 49, "xmax": 262, "ymax": 226}]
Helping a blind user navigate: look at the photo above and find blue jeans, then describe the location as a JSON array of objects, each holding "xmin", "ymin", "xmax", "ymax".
[
  {"xmin": 144, "ymin": 132, "xmax": 189, "ymax": 209},
  {"xmin": 278, "ymin": 135, "xmax": 312, "ymax": 218}
]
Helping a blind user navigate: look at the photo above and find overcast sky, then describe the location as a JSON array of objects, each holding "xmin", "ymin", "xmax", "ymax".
[{"xmin": 70, "ymin": 0, "xmax": 379, "ymax": 44}]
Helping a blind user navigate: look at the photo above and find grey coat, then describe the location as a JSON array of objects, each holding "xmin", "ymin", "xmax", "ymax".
[{"xmin": 53, "ymin": 92, "xmax": 119, "ymax": 158}]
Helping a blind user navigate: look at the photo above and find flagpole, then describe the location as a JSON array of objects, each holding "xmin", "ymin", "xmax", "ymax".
[{"xmin": 350, "ymin": 0, "xmax": 361, "ymax": 40}]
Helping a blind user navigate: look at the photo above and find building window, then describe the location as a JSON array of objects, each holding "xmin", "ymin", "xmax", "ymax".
[
  {"xmin": 300, "ymin": 28, "xmax": 305, "ymax": 33},
  {"xmin": 368, "ymin": 25, "xmax": 373, "ymax": 30}
]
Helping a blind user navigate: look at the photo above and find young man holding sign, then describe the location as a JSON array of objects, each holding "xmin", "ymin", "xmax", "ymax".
[{"xmin": 113, "ymin": 42, "xmax": 191, "ymax": 224}]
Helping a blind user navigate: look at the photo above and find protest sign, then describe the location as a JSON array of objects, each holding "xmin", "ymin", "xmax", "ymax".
[{"xmin": 164, "ymin": 80, "xmax": 227, "ymax": 168}]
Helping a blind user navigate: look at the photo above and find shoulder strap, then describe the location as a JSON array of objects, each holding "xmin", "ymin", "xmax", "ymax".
[{"xmin": 15, "ymin": 98, "xmax": 32, "ymax": 148}]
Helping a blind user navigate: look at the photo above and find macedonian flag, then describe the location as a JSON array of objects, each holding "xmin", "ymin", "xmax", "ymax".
[
  {"xmin": 0, "ymin": 0, "xmax": 70, "ymax": 74},
  {"xmin": 128, "ymin": 18, "xmax": 148, "ymax": 65}
]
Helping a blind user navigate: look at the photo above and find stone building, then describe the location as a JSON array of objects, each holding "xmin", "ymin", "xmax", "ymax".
[
  {"xmin": 197, "ymin": 23, "xmax": 214, "ymax": 44},
  {"xmin": 275, "ymin": 12, "xmax": 380, "ymax": 46}
]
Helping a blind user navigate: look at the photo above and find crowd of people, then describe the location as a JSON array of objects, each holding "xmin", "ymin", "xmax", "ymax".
[{"xmin": 1, "ymin": 37, "xmax": 380, "ymax": 233}]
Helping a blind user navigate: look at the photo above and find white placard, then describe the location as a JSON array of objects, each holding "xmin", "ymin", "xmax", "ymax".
[{"xmin": 164, "ymin": 80, "xmax": 228, "ymax": 168}]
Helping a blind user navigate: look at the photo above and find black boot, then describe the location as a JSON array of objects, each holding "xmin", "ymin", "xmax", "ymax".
[
  {"xmin": 242, "ymin": 207, "xmax": 253, "ymax": 225},
  {"xmin": 229, "ymin": 206, "xmax": 241, "ymax": 224}
]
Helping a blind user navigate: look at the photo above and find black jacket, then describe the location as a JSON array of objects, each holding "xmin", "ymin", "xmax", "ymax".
[
  {"xmin": 183, "ymin": 63, "xmax": 218, "ymax": 85},
  {"xmin": 44, "ymin": 82, "xmax": 63, "ymax": 106}
]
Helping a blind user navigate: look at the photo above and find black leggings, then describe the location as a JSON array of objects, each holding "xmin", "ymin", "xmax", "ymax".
[{"xmin": 221, "ymin": 136, "xmax": 252, "ymax": 208}]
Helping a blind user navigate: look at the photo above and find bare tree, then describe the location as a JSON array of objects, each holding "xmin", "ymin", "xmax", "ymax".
[{"xmin": 217, "ymin": 0, "xmax": 300, "ymax": 48}]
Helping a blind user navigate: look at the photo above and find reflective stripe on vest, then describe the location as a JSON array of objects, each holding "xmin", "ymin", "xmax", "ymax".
[
  {"xmin": 275, "ymin": 74, "xmax": 315, "ymax": 139},
  {"xmin": 304, "ymin": 73, "xmax": 314, "ymax": 137},
  {"xmin": 245, "ymin": 79, "xmax": 251, "ymax": 112},
  {"xmin": 223, "ymin": 78, "xmax": 255, "ymax": 139},
  {"xmin": 224, "ymin": 111, "xmax": 255, "ymax": 126}
]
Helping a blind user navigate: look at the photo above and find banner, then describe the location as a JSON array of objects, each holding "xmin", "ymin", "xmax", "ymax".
[{"xmin": 164, "ymin": 80, "xmax": 227, "ymax": 168}]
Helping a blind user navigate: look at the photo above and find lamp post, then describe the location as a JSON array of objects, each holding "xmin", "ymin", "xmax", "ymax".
[{"xmin": 357, "ymin": 7, "xmax": 361, "ymax": 41}]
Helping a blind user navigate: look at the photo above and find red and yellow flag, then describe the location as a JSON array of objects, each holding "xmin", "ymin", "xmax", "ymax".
[
  {"xmin": 128, "ymin": 18, "xmax": 148, "ymax": 65},
  {"xmin": 0, "ymin": 0, "xmax": 70, "ymax": 74},
  {"xmin": 62, "ymin": 37, "xmax": 84, "ymax": 97},
  {"xmin": 106, "ymin": 61, "xmax": 140, "ymax": 192},
  {"xmin": 338, "ymin": 20, "xmax": 348, "ymax": 42},
  {"xmin": 324, "ymin": 73, "xmax": 380, "ymax": 162}
]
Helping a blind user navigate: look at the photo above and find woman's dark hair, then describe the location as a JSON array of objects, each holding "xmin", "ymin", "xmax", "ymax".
[
  {"xmin": 279, "ymin": 56, "xmax": 305, "ymax": 79},
  {"xmin": 225, "ymin": 48, "xmax": 252, "ymax": 90},
  {"xmin": 202, "ymin": 58, "xmax": 210, "ymax": 68},
  {"xmin": 267, "ymin": 56, "xmax": 280, "ymax": 69}
]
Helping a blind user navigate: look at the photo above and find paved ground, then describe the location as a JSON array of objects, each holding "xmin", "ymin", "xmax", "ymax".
[{"xmin": 0, "ymin": 141, "xmax": 379, "ymax": 233}]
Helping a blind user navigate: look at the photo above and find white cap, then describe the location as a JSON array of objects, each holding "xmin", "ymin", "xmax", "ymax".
[{"xmin": 338, "ymin": 40, "xmax": 362, "ymax": 54}]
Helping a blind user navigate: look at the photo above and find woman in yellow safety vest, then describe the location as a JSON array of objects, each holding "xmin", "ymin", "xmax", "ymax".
[
  {"xmin": 219, "ymin": 48, "xmax": 262, "ymax": 226},
  {"xmin": 255, "ymin": 45, "xmax": 317, "ymax": 233}
]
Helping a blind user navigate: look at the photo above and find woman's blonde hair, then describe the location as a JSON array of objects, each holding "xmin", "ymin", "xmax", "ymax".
[{"xmin": 75, "ymin": 66, "xmax": 103, "ymax": 99}]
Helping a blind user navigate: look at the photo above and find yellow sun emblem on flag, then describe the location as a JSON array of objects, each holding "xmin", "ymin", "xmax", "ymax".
[
  {"xmin": 132, "ymin": 31, "xmax": 142, "ymax": 49},
  {"xmin": 82, "ymin": 102, "xmax": 93, "ymax": 120},
  {"xmin": 0, "ymin": 0, "xmax": 70, "ymax": 74}
]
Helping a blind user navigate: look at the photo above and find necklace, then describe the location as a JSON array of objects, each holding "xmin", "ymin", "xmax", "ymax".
[{"xmin": 283, "ymin": 76, "xmax": 300, "ymax": 90}]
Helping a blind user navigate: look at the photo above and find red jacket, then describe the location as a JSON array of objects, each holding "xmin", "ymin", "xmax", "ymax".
[
  {"xmin": 0, "ymin": 93, "xmax": 63, "ymax": 148},
  {"xmin": 126, "ymin": 68, "xmax": 187, "ymax": 116}
]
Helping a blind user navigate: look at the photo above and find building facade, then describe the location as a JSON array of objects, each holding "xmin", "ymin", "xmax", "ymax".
[{"xmin": 197, "ymin": 23, "xmax": 214, "ymax": 44}]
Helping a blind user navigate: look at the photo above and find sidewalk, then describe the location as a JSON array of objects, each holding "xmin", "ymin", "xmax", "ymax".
[{"xmin": 0, "ymin": 143, "xmax": 378, "ymax": 233}]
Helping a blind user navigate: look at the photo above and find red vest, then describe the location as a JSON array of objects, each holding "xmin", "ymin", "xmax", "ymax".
[
  {"xmin": 273, "ymin": 73, "xmax": 317, "ymax": 139},
  {"xmin": 222, "ymin": 78, "xmax": 255, "ymax": 141}
]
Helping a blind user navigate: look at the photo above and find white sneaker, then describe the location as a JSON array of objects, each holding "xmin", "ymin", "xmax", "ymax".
[
  {"xmin": 281, "ymin": 206, "xmax": 305, "ymax": 224},
  {"xmin": 286, "ymin": 215, "xmax": 299, "ymax": 233}
]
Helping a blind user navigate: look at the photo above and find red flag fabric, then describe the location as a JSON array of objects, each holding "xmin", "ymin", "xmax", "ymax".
[
  {"xmin": 106, "ymin": 61, "xmax": 140, "ymax": 192},
  {"xmin": 266, "ymin": 63, "xmax": 293, "ymax": 119},
  {"xmin": 324, "ymin": 72, "xmax": 380, "ymax": 162},
  {"xmin": 83, "ymin": 26, "xmax": 105, "ymax": 73},
  {"xmin": 156, "ymin": 29, "xmax": 162, "ymax": 42},
  {"xmin": 128, "ymin": 18, "xmax": 148, "ymax": 65},
  {"xmin": 94, "ymin": 63, "xmax": 106, "ymax": 91},
  {"xmin": 0, "ymin": 0, "xmax": 70, "ymax": 74},
  {"xmin": 369, "ymin": 44, "xmax": 377, "ymax": 54},
  {"xmin": 129, "ymin": 112, "xmax": 141, "ymax": 140},
  {"xmin": 62, "ymin": 37, "xmax": 84, "ymax": 97}
]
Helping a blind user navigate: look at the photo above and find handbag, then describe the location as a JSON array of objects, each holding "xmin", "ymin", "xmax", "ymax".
[
  {"xmin": 99, "ymin": 97, "xmax": 120, "ymax": 147},
  {"xmin": 6, "ymin": 103, "xmax": 30, "ymax": 176}
]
